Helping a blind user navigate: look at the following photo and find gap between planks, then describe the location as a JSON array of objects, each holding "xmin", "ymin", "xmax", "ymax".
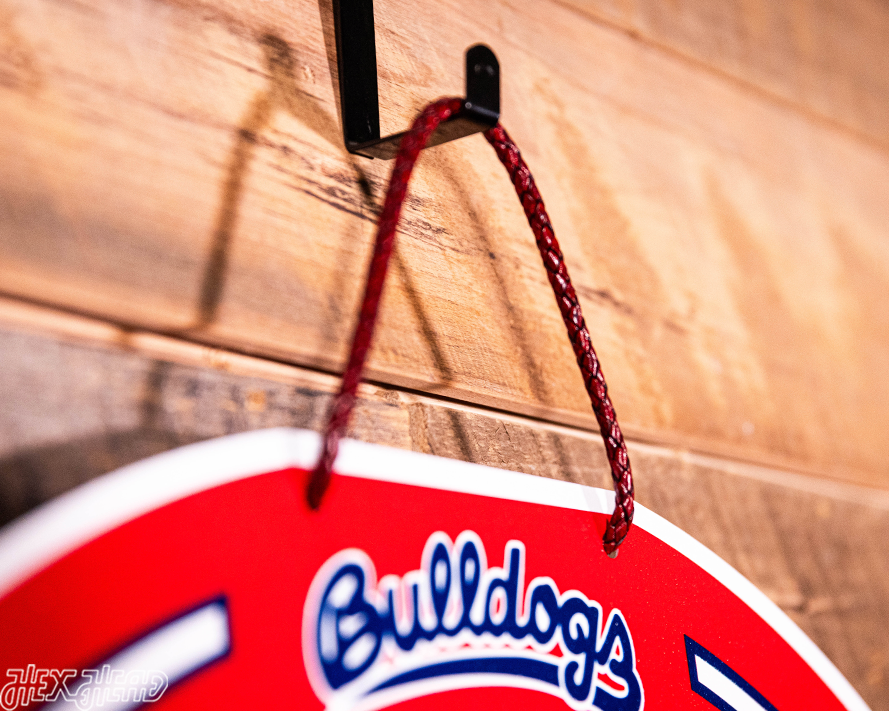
[{"xmin": 1, "ymin": 293, "xmax": 887, "ymax": 510}]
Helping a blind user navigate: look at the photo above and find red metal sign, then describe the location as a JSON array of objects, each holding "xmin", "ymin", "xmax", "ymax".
[{"xmin": 0, "ymin": 429, "xmax": 870, "ymax": 711}]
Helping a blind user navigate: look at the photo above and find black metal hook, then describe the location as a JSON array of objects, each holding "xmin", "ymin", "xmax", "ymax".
[{"xmin": 332, "ymin": 0, "xmax": 500, "ymax": 159}]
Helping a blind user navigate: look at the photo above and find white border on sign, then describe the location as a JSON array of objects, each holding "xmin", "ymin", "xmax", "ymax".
[{"xmin": 0, "ymin": 427, "xmax": 871, "ymax": 711}]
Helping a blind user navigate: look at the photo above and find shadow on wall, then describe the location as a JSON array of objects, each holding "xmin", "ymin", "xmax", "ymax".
[
  {"xmin": 0, "ymin": 428, "xmax": 196, "ymax": 528},
  {"xmin": 184, "ymin": 19, "xmax": 587, "ymax": 476},
  {"xmin": 0, "ymin": 339, "xmax": 333, "ymax": 528},
  {"xmin": 0, "ymin": 23, "xmax": 480, "ymax": 523},
  {"xmin": 181, "ymin": 6, "xmax": 479, "ymax": 457},
  {"xmin": 192, "ymin": 33, "xmax": 372, "ymax": 329}
]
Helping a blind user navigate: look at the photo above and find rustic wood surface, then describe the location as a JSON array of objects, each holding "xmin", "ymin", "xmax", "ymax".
[
  {"xmin": 1, "ymin": 0, "xmax": 889, "ymax": 487},
  {"xmin": 560, "ymin": 0, "xmax": 889, "ymax": 148},
  {"xmin": 0, "ymin": 306, "xmax": 886, "ymax": 708}
]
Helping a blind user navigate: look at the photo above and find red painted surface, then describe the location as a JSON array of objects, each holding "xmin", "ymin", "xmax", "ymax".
[{"xmin": 0, "ymin": 467, "xmax": 846, "ymax": 710}]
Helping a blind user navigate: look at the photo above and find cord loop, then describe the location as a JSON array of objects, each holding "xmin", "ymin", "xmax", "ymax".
[{"xmin": 308, "ymin": 99, "xmax": 635, "ymax": 555}]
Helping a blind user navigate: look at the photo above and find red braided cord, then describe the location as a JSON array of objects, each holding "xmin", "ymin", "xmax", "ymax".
[
  {"xmin": 308, "ymin": 100, "xmax": 635, "ymax": 555},
  {"xmin": 483, "ymin": 126, "xmax": 634, "ymax": 555},
  {"xmin": 306, "ymin": 98, "xmax": 464, "ymax": 509}
]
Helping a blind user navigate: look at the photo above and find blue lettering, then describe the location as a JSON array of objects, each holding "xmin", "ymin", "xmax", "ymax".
[
  {"xmin": 560, "ymin": 596, "xmax": 600, "ymax": 701},
  {"xmin": 429, "ymin": 542, "xmax": 452, "ymax": 632},
  {"xmin": 311, "ymin": 533, "xmax": 643, "ymax": 710},
  {"xmin": 459, "ymin": 540, "xmax": 481, "ymax": 630},
  {"xmin": 593, "ymin": 612, "xmax": 643, "ymax": 711},
  {"xmin": 523, "ymin": 582, "xmax": 559, "ymax": 645},
  {"xmin": 484, "ymin": 544, "xmax": 522, "ymax": 636},
  {"xmin": 316, "ymin": 564, "xmax": 383, "ymax": 689}
]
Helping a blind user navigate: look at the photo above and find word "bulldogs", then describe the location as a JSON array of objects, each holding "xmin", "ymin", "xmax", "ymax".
[{"xmin": 303, "ymin": 531, "xmax": 643, "ymax": 711}]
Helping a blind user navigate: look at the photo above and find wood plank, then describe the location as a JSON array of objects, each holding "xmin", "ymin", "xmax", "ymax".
[
  {"xmin": 1, "ymin": 0, "xmax": 889, "ymax": 487},
  {"xmin": 0, "ymin": 306, "xmax": 886, "ymax": 709},
  {"xmin": 559, "ymin": 0, "xmax": 889, "ymax": 147}
]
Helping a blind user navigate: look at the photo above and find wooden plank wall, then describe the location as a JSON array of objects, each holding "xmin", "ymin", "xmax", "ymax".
[
  {"xmin": 1, "ymin": 0, "xmax": 888, "ymax": 706},
  {"xmin": 3, "ymin": 301, "xmax": 889, "ymax": 705}
]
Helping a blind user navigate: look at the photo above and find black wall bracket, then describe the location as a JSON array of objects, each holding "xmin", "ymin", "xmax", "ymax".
[{"xmin": 333, "ymin": 0, "xmax": 500, "ymax": 159}]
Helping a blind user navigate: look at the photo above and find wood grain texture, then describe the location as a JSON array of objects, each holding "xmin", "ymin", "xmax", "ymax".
[
  {"xmin": 559, "ymin": 0, "xmax": 889, "ymax": 147},
  {"xmin": 1, "ymin": 0, "xmax": 889, "ymax": 488},
  {"xmin": 0, "ymin": 310, "xmax": 886, "ymax": 709}
]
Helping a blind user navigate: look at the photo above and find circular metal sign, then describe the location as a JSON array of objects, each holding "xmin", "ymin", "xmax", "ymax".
[{"xmin": 0, "ymin": 429, "xmax": 869, "ymax": 711}]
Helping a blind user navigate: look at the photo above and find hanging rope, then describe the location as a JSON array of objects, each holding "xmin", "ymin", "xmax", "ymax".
[{"xmin": 307, "ymin": 97, "xmax": 635, "ymax": 556}]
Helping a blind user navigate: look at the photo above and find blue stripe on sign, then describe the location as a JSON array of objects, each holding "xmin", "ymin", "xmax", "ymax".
[
  {"xmin": 45, "ymin": 599, "xmax": 230, "ymax": 711},
  {"xmin": 685, "ymin": 635, "xmax": 778, "ymax": 711},
  {"xmin": 370, "ymin": 656, "xmax": 561, "ymax": 693}
]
